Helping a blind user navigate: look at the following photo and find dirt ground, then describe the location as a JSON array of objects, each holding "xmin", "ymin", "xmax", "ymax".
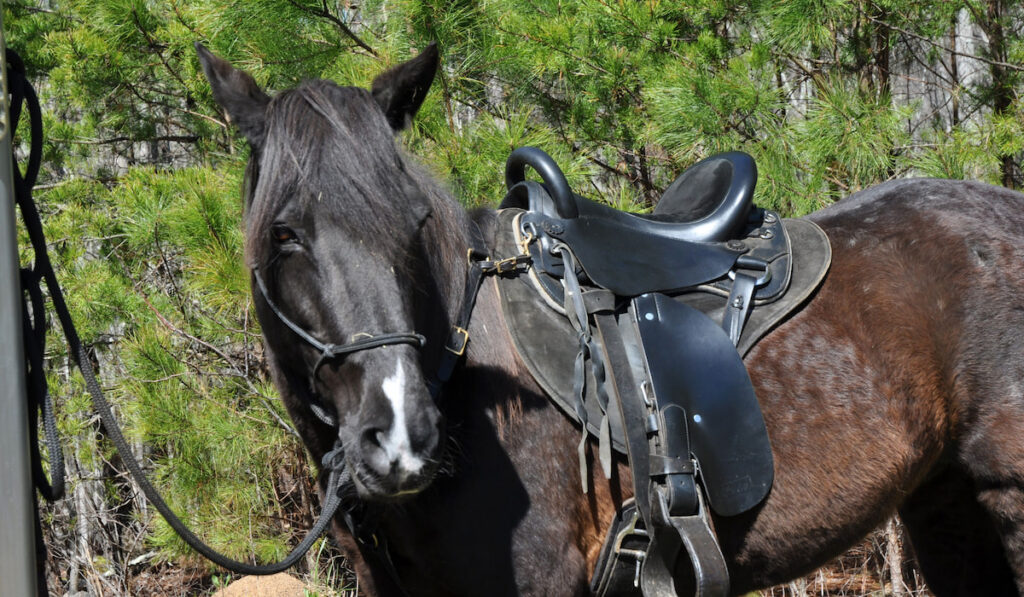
[{"xmin": 213, "ymin": 574, "xmax": 307, "ymax": 597}]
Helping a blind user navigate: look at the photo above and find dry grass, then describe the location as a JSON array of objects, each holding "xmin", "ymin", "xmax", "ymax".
[
  {"xmin": 286, "ymin": 516, "xmax": 933, "ymax": 596},
  {"xmin": 760, "ymin": 518, "xmax": 933, "ymax": 597}
]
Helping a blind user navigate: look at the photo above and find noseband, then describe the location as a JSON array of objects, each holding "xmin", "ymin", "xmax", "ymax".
[
  {"xmin": 251, "ymin": 241, "xmax": 520, "ymax": 429},
  {"xmin": 252, "ymin": 267, "xmax": 426, "ymax": 418}
]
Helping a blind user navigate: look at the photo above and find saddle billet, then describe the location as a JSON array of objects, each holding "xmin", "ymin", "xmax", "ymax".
[{"xmin": 492, "ymin": 147, "xmax": 832, "ymax": 596}]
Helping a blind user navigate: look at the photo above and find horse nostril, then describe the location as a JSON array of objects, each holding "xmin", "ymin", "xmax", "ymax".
[
  {"xmin": 364, "ymin": 428, "xmax": 386, "ymax": 449},
  {"xmin": 360, "ymin": 427, "xmax": 395, "ymax": 475}
]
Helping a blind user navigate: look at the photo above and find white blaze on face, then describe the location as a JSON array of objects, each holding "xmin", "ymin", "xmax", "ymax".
[{"xmin": 380, "ymin": 360, "xmax": 424, "ymax": 473}]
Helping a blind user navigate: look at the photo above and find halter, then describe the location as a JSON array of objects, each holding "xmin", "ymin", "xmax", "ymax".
[
  {"xmin": 250, "ymin": 244, "xmax": 519, "ymax": 425},
  {"xmin": 251, "ymin": 267, "xmax": 426, "ymax": 415}
]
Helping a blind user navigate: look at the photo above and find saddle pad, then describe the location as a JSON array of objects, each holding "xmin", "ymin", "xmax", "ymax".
[
  {"xmin": 494, "ymin": 209, "xmax": 832, "ymax": 449},
  {"xmin": 493, "ymin": 210, "xmax": 618, "ymax": 447},
  {"xmin": 684, "ymin": 217, "xmax": 832, "ymax": 357}
]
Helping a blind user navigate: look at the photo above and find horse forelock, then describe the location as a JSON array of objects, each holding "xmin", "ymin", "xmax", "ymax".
[
  {"xmin": 240, "ymin": 78, "xmax": 472, "ymax": 327},
  {"xmin": 243, "ymin": 79, "xmax": 427, "ymax": 267}
]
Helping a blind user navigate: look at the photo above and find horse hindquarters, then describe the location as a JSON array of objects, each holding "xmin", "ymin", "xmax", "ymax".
[
  {"xmin": 924, "ymin": 232, "xmax": 1024, "ymax": 596},
  {"xmin": 918, "ymin": 183, "xmax": 1024, "ymax": 596},
  {"xmin": 808, "ymin": 179, "xmax": 1024, "ymax": 596},
  {"xmin": 718, "ymin": 180, "xmax": 1024, "ymax": 594}
]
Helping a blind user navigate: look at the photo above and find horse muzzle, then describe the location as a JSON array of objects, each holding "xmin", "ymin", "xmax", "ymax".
[{"xmin": 348, "ymin": 387, "xmax": 444, "ymax": 500}]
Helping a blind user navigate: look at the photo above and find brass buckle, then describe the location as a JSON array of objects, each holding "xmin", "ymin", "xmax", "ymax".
[
  {"xmin": 446, "ymin": 326, "xmax": 469, "ymax": 356},
  {"xmin": 493, "ymin": 255, "xmax": 523, "ymax": 274},
  {"xmin": 518, "ymin": 227, "xmax": 535, "ymax": 256}
]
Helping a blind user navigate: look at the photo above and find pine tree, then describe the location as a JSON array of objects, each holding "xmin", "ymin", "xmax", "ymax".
[{"xmin": 7, "ymin": 0, "xmax": 1024, "ymax": 594}]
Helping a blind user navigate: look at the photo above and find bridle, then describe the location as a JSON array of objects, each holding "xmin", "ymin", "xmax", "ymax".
[
  {"xmin": 252, "ymin": 266, "xmax": 425, "ymax": 381},
  {"xmin": 247, "ymin": 227, "xmax": 530, "ymax": 592},
  {"xmin": 249, "ymin": 242, "xmax": 523, "ymax": 424},
  {"xmin": 251, "ymin": 265, "xmax": 427, "ymax": 425}
]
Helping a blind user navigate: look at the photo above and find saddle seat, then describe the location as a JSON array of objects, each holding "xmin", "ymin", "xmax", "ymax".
[
  {"xmin": 503, "ymin": 147, "xmax": 758, "ymax": 243},
  {"xmin": 501, "ymin": 148, "xmax": 772, "ymax": 297}
]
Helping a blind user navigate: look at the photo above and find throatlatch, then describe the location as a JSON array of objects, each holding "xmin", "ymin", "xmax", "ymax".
[{"xmin": 494, "ymin": 147, "xmax": 832, "ymax": 596}]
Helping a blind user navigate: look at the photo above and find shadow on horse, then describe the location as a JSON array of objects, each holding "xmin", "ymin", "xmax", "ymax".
[{"xmin": 197, "ymin": 42, "xmax": 1024, "ymax": 596}]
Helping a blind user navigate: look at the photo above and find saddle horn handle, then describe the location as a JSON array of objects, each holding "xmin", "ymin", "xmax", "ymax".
[{"xmin": 505, "ymin": 146, "xmax": 578, "ymax": 219}]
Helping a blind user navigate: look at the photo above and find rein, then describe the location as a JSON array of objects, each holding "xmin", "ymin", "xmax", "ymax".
[{"xmin": 9, "ymin": 48, "xmax": 496, "ymax": 582}]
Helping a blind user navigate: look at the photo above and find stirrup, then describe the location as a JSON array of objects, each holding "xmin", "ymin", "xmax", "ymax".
[{"xmin": 642, "ymin": 484, "xmax": 729, "ymax": 597}]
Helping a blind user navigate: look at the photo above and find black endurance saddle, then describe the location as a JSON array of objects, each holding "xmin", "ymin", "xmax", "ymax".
[{"xmin": 491, "ymin": 147, "xmax": 831, "ymax": 596}]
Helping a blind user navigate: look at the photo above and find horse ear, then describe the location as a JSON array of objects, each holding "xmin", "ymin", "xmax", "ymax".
[
  {"xmin": 195, "ymin": 42, "xmax": 271, "ymax": 147},
  {"xmin": 371, "ymin": 42, "xmax": 439, "ymax": 132}
]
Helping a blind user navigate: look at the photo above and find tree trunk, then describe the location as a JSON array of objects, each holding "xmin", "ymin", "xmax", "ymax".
[
  {"xmin": 983, "ymin": 0, "xmax": 1018, "ymax": 188},
  {"xmin": 873, "ymin": 5, "xmax": 891, "ymax": 100}
]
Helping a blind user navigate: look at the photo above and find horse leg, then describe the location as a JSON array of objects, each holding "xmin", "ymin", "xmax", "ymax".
[
  {"xmin": 958, "ymin": 420, "xmax": 1024, "ymax": 596},
  {"xmin": 899, "ymin": 465, "xmax": 1018, "ymax": 596},
  {"xmin": 941, "ymin": 319, "xmax": 1024, "ymax": 596}
]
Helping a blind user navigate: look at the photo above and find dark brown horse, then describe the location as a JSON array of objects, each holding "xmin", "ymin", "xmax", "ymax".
[{"xmin": 197, "ymin": 42, "xmax": 1024, "ymax": 596}]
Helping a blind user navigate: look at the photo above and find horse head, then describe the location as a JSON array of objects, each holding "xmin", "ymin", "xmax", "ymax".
[{"xmin": 197, "ymin": 43, "xmax": 456, "ymax": 501}]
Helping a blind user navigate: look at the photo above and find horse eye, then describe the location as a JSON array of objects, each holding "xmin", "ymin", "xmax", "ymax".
[{"xmin": 271, "ymin": 224, "xmax": 298, "ymax": 244}]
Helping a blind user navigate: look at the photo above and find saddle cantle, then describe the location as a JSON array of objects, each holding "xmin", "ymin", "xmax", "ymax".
[
  {"xmin": 652, "ymin": 151, "xmax": 757, "ymax": 236},
  {"xmin": 491, "ymin": 147, "xmax": 832, "ymax": 596}
]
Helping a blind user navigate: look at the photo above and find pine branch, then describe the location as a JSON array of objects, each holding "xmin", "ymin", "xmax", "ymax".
[
  {"xmin": 864, "ymin": 10, "xmax": 1024, "ymax": 72},
  {"xmin": 284, "ymin": 0, "xmax": 378, "ymax": 57},
  {"xmin": 52, "ymin": 135, "xmax": 199, "ymax": 145},
  {"xmin": 131, "ymin": 8, "xmax": 191, "ymax": 93},
  {"xmin": 140, "ymin": 294, "xmax": 299, "ymax": 439}
]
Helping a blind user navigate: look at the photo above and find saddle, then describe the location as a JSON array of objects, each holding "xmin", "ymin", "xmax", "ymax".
[{"xmin": 492, "ymin": 147, "xmax": 831, "ymax": 596}]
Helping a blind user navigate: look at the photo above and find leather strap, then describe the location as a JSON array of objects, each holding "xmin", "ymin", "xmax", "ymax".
[
  {"xmin": 722, "ymin": 271, "xmax": 756, "ymax": 346},
  {"xmin": 593, "ymin": 312, "xmax": 655, "ymax": 532},
  {"xmin": 594, "ymin": 306, "xmax": 731, "ymax": 597}
]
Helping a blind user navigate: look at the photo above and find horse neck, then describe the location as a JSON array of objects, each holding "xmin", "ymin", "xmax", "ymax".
[
  {"xmin": 418, "ymin": 193, "xmax": 520, "ymax": 375},
  {"xmin": 419, "ymin": 191, "xmax": 474, "ymax": 322}
]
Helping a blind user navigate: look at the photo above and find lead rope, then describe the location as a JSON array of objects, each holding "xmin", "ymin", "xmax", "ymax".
[{"xmin": 11, "ymin": 49, "xmax": 348, "ymax": 577}]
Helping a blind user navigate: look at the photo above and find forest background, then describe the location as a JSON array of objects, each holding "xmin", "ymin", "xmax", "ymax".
[{"xmin": 6, "ymin": 0, "xmax": 1023, "ymax": 595}]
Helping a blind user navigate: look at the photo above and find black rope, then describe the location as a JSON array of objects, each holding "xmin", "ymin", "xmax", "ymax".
[
  {"xmin": 9, "ymin": 49, "xmax": 346, "ymax": 576},
  {"xmin": 10, "ymin": 47, "xmax": 65, "ymax": 503},
  {"xmin": 22, "ymin": 266, "xmax": 64, "ymax": 502}
]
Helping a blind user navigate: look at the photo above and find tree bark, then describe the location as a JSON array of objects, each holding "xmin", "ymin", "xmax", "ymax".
[
  {"xmin": 982, "ymin": 0, "xmax": 1018, "ymax": 188},
  {"xmin": 873, "ymin": 4, "xmax": 891, "ymax": 99}
]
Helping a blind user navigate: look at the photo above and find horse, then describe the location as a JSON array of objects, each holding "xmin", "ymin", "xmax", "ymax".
[{"xmin": 197, "ymin": 41, "xmax": 1024, "ymax": 596}]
